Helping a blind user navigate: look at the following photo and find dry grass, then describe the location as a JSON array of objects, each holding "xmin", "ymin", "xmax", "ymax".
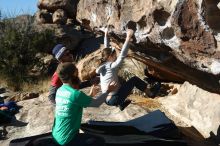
[
  {"xmin": 21, "ymin": 78, "xmax": 51, "ymax": 93},
  {"xmin": 0, "ymin": 75, "xmax": 50, "ymax": 93},
  {"xmin": 129, "ymin": 94, "xmax": 161, "ymax": 111},
  {"xmin": 0, "ymin": 75, "xmax": 8, "ymax": 87}
]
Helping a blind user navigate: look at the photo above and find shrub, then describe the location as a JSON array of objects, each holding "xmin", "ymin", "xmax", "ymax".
[{"xmin": 0, "ymin": 16, "xmax": 56, "ymax": 90}]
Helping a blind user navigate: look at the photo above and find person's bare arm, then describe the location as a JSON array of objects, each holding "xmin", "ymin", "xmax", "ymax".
[
  {"xmin": 111, "ymin": 29, "xmax": 134, "ymax": 69},
  {"xmin": 104, "ymin": 26, "xmax": 110, "ymax": 48}
]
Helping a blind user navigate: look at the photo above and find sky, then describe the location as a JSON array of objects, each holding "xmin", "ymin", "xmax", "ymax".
[{"xmin": 0, "ymin": 0, "xmax": 38, "ymax": 18}]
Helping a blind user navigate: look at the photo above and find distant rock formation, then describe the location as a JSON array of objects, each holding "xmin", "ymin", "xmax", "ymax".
[
  {"xmin": 34, "ymin": 0, "xmax": 90, "ymax": 51},
  {"xmin": 36, "ymin": 0, "xmax": 79, "ymax": 25}
]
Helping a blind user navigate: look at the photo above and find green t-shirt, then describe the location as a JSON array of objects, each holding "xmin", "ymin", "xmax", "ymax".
[{"xmin": 52, "ymin": 84, "xmax": 92, "ymax": 145}]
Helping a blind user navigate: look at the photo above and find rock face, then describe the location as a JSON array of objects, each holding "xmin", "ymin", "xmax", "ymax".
[
  {"xmin": 159, "ymin": 82, "xmax": 220, "ymax": 138},
  {"xmin": 76, "ymin": 0, "xmax": 220, "ymax": 94}
]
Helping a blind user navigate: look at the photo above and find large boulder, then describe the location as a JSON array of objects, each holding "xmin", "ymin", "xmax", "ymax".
[
  {"xmin": 38, "ymin": 0, "xmax": 79, "ymax": 18},
  {"xmin": 33, "ymin": 23, "xmax": 88, "ymax": 51},
  {"xmin": 52, "ymin": 9, "xmax": 67, "ymax": 24},
  {"xmin": 35, "ymin": 10, "xmax": 52, "ymax": 24},
  {"xmin": 159, "ymin": 82, "xmax": 220, "ymax": 138},
  {"xmin": 77, "ymin": 48, "xmax": 102, "ymax": 81},
  {"xmin": 76, "ymin": 0, "xmax": 220, "ymax": 94}
]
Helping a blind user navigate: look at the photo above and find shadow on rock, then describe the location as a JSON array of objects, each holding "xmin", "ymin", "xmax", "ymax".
[
  {"xmin": 207, "ymin": 125, "xmax": 220, "ymax": 146},
  {"xmin": 74, "ymin": 36, "xmax": 103, "ymax": 59},
  {"xmin": 0, "ymin": 118, "xmax": 28, "ymax": 140},
  {"xmin": 178, "ymin": 126, "xmax": 217, "ymax": 146},
  {"xmin": 7, "ymin": 117, "xmax": 28, "ymax": 127}
]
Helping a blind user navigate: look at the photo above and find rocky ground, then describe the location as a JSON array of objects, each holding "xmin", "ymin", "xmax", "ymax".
[
  {"xmin": 0, "ymin": 81, "xmax": 219, "ymax": 146},
  {"xmin": 0, "ymin": 93, "xmax": 148, "ymax": 146}
]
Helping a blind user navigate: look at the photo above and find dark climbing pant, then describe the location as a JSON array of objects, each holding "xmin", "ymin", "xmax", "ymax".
[{"xmin": 106, "ymin": 76, "xmax": 147, "ymax": 106}]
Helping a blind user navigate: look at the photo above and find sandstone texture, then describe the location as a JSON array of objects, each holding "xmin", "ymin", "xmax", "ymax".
[{"xmin": 76, "ymin": 0, "xmax": 220, "ymax": 94}]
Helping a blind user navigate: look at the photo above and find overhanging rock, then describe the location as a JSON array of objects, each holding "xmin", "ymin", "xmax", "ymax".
[{"xmin": 76, "ymin": 0, "xmax": 220, "ymax": 94}]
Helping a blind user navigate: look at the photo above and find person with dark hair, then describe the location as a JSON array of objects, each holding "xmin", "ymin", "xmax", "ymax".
[
  {"xmin": 52, "ymin": 62, "xmax": 117, "ymax": 146},
  {"xmin": 48, "ymin": 44, "xmax": 99, "ymax": 104},
  {"xmin": 96, "ymin": 26, "xmax": 161, "ymax": 111}
]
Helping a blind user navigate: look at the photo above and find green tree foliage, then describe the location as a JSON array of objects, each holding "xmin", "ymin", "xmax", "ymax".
[{"xmin": 0, "ymin": 17, "xmax": 56, "ymax": 90}]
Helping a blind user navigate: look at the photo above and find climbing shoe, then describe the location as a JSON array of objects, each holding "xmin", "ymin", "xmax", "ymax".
[
  {"xmin": 119, "ymin": 99, "xmax": 131, "ymax": 111},
  {"xmin": 149, "ymin": 82, "xmax": 161, "ymax": 98}
]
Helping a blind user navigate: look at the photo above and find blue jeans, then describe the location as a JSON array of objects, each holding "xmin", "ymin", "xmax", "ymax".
[{"xmin": 106, "ymin": 76, "xmax": 147, "ymax": 106}]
